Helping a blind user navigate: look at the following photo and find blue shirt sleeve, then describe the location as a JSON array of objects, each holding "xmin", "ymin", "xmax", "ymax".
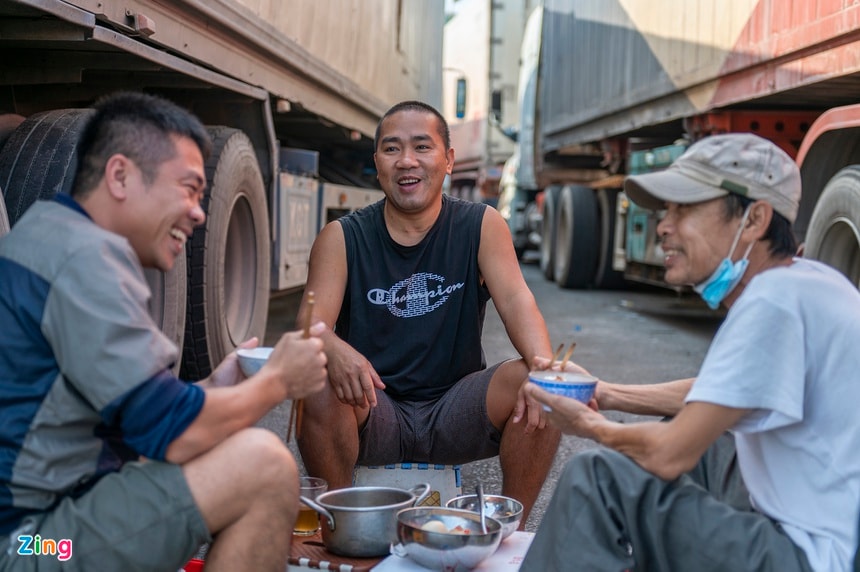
[{"xmin": 101, "ymin": 369, "xmax": 204, "ymax": 460}]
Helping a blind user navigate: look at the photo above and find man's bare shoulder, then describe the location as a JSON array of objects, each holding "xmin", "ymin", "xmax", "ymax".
[{"xmin": 310, "ymin": 219, "xmax": 346, "ymax": 262}]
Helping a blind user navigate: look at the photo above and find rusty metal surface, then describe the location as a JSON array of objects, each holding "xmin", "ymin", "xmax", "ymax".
[
  {"xmin": 230, "ymin": 0, "xmax": 444, "ymax": 112},
  {"xmin": 540, "ymin": 0, "xmax": 860, "ymax": 153},
  {"xmin": 1, "ymin": 0, "xmax": 443, "ymax": 136}
]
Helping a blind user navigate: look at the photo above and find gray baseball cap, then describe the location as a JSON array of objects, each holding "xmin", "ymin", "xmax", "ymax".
[{"xmin": 624, "ymin": 133, "xmax": 801, "ymax": 223}]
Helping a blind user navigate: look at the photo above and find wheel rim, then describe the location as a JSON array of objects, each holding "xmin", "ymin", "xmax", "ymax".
[
  {"xmin": 815, "ymin": 216, "xmax": 860, "ymax": 286},
  {"xmin": 182, "ymin": 127, "xmax": 269, "ymax": 380},
  {"xmin": 554, "ymin": 207, "xmax": 570, "ymax": 279},
  {"xmin": 540, "ymin": 203, "xmax": 554, "ymax": 266},
  {"xmin": 224, "ymin": 193, "xmax": 259, "ymax": 346},
  {"xmin": 540, "ymin": 191, "xmax": 556, "ymax": 279}
]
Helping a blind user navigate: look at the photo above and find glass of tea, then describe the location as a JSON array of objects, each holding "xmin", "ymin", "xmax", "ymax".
[{"xmin": 295, "ymin": 476, "xmax": 327, "ymax": 536}]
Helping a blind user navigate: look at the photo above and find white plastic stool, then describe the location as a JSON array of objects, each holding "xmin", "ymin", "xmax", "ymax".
[{"xmin": 352, "ymin": 463, "xmax": 462, "ymax": 506}]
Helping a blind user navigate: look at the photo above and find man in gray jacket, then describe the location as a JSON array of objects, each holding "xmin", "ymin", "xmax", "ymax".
[{"xmin": 0, "ymin": 92, "xmax": 327, "ymax": 571}]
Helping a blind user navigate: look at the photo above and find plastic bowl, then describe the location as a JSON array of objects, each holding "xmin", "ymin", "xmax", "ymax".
[
  {"xmin": 236, "ymin": 347, "xmax": 273, "ymax": 377},
  {"xmin": 528, "ymin": 370, "xmax": 597, "ymax": 409},
  {"xmin": 395, "ymin": 507, "xmax": 502, "ymax": 571},
  {"xmin": 445, "ymin": 494, "xmax": 523, "ymax": 540}
]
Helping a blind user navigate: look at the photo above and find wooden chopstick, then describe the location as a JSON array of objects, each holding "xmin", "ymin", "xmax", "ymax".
[
  {"xmin": 560, "ymin": 342, "xmax": 577, "ymax": 370},
  {"xmin": 302, "ymin": 291, "xmax": 314, "ymax": 339},
  {"xmin": 286, "ymin": 401, "xmax": 298, "ymax": 442},
  {"xmin": 287, "ymin": 291, "xmax": 315, "ymax": 442},
  {"xmin": 294, "ymin": 400, "xmax": 303, "ymax": 440},
  {"xmin": 550, "ymin": 342, "xmax": 565, "ymax": 364}
]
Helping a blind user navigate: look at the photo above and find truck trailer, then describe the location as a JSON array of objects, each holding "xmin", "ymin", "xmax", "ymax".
[
  {"xmin": 500, "ymin": 0, "xmax": 860, "ymax": 291},
  {"xmin": 442, "ymin": 0, "xmax": 536, "ymax": 207},
  {"xmin": 0, "ymin": 0, "xmax": 443, "ymax": 378}
]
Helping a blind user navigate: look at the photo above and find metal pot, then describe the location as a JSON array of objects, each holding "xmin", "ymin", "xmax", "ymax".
[{"xmin": 300, "ymin": 483, "xmax": 430, "ymax": 557}]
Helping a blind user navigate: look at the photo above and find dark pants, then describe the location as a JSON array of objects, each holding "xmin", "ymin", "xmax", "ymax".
[{"xmin": 522, "ymin": 436, "xmax": 812, "ymax": 572}]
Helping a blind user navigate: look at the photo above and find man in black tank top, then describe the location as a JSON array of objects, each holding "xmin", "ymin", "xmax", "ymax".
[{"xmin": 296, "ymin": 101, "xmax": 573, "ymax": 529}]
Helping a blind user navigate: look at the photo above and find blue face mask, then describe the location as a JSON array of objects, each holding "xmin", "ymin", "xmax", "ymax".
[{"xmin": 693, "ymin": 207, "xmax": 754, "ymax": 310}]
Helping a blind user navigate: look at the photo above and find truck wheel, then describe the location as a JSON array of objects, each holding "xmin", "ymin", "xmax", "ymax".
[
  {"xmin": 540, "ymin": 185, "xmax": 561, "ymax": 280},
  {"xmin": 0, "ymin": 186, "xmax": 8, "ymax": 237},
  {"xmin": 181, "ymin": 127, "xmax": 270, "ymax": 380},
  {"xmin": 0, "ymin": 109, "xmax": 92, "ymax": 225},
  {"xmin": 0, "ymin": 114, "xmax": 24, "ymax": 235},
  {"xmin": 0, "ymin": 108, "xmax": 186, "ymax": 369},
  {"xmin": 554, "ymin": 185, "xmax": 598, "ymax": 289},
  {"xmin": 593, "ymin": 189, "xmax": 626, "ymax": 289},
  {"xmin": 804, "ymin": 166, "xmax": 860, "ymax": 287},
  {"xmin": 144, "ymin": 266, "xmax": 186, "ymax": 373},
  {"xmin": 0, "ymin": 113, "xmax": 25, "ymax": 155}
]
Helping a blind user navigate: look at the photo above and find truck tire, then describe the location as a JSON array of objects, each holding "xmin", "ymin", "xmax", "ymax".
[
  {"xmin": 593, "ymin": 189, "xmax": 626, "ymax": 289},
  {"xmin": 804, "ymin": 166, "xmax": 860, "ymax": 287},
  {"xmin": 144, "ymin": 266, "xmax": 186, "ymax": 373},
  {"xmin": 554, "ymin": 184, "xmax": 598, "ymax": 289},
  {"xmin": 0, "ymin": 109, "xmax": 92, "ymax": 225},
  {"xmin": 0, "ymin": 114, "xmax": 22, "ymax": 238},
  {"xmin": 181, "ymin": 126, "xmax": 270, "ymax": 380},
  {"xmin": 0, "ymin": 108, "xmax": 186, "ymax": 367},
  {"xmin": 0, "ymin": 187, "xmax": 8, "ymax": 237},
  {"xmin": 540, "ymin": 185, "xmax": 561, "ymax": 280},
  {"xmin": 0, "ymin": 113, "xmax": 25, "ymax": 155},
  {"xmin": 518, "ymin": 199, "xmax": 540, "ymax": 261},
  {"xmin": 0, "ymin": 114, "xmax": 24, "ymax": 235}
]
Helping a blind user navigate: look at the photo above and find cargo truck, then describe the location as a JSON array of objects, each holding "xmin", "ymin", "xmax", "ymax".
[
  {"xmin": 500, "ymin": 0, "xmax": 860, "ymax": 292},
  {"xmin": 0, "ymin": 0, "xmax": 442, "ymax": 378},
  {"xmin": 442, "ymin": 0, "xmax": 537, "ymax": 207}
]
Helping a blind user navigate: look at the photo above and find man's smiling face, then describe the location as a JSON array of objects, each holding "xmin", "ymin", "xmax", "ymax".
[{"xmin": 373, "ymin": 109, "xmax": 454, "ymax": 214}]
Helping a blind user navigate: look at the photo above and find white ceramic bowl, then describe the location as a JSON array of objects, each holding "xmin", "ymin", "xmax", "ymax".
[
  {"xmin": 236, "ymin": 347, "xmax": 273, "ymax": 377},
  {"xmin": 528, "ymin": 370, "xmax": 597, "ymax": 408}
]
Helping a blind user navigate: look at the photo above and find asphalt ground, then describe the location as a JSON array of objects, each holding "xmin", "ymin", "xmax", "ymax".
[{"xmin": 257, "ymin": 260, "xmax": 722, "ymax": 531}]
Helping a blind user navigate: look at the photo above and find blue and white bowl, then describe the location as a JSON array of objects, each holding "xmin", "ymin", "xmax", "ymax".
[
  {"xmin": 236, "ymin": 347, "xmax": 273, "ymax": 377},
  {"xmin": 528, "ymin": 370, "xmax": 597, "ymax": 409}
]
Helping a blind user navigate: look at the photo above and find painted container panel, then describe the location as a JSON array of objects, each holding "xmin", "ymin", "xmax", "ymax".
[
  {"xmin": 64, "ymin": 0, "xmax": 442, "ymax": 135},
  {"xmin": 273, "ymin": 173, "xmax": 318, "ymax": 291},
  {"xmin": 540, "ymin": 0, "xmax": 860, "ymax": 152},
  {"xmin": 234, "ymin": 0, "xmax": 443, "ymax": 110}
]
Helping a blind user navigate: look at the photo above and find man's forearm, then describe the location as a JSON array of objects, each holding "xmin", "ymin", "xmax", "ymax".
[
  {"xmin": 167, "ymin": 376, "xmax": 286, "ymax": 463},
  {"xmin": 501, "ymin": 298, "xmax": 552, "ymax": 370},
  {"xmin": 597, "ymin": 377, "xmax": 694, "ymax": 417}
]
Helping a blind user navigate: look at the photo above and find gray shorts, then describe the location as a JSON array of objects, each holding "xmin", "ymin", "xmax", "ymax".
[
  {"xmin": 0, "ymin": 461, "xmax": 210, "ymax": 572},
  {"xmin": 358, "ymin": 363, "xmax": 504, "ymax": 465}
]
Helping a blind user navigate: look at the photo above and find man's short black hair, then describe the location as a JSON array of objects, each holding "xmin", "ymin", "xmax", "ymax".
[
  {"xmin": 724, "ymin": 194, "xmax": 798, "ymax": 257},
  {"xmin": 71, "ymin": 91, "xmax": 211, "ymax": 198},
  {"xmin": 373, "ymin": 100, "xmax": 450, "ymax": 151}
]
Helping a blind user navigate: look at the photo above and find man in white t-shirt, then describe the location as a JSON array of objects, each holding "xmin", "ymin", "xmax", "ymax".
[{"xmin": 522, "ymin": 133, "xmax": 860, "ymax": 572}]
